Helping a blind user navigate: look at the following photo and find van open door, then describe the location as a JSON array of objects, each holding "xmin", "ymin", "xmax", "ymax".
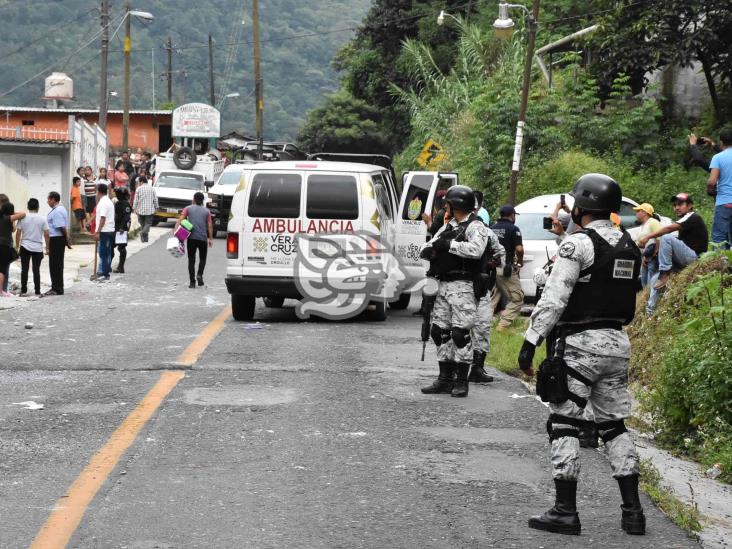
[{"xmin": 394, "ymin": 171, "xmax": 458, "ymax": 289}]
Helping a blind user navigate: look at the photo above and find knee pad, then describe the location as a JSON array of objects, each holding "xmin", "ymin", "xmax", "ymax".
[
  {"xmin": 451, "ymin": 327, "xmax": 471, "ymax": 349},
  {"xmin": 547, "ymin": 413, "xmax": 583, "ymax": 442},
  {"xmin": 430, "ymin": 324, "xmax": 451, "ymax": 347},
  {"xmin": 596, "ymin": 419, "xmax": 628, "ymax": 443}
]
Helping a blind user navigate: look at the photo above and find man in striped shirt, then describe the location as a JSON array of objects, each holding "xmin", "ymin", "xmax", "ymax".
[{"xmin": 132, "ymin": 176, "xmax": 158, "ymax": 243}]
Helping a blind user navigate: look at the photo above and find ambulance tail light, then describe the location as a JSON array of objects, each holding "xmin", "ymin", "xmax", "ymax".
[{"xmin": 226, "ymin": 232, "xmax": 239, "ymax": 258}]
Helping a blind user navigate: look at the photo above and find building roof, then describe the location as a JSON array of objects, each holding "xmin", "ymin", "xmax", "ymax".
[
  {"xmin": 0, "ymin": 106, "xmax": 172, "ymax": 115},
  {"xmin": 0, "ymin": 136, "xmax": 71, "ymax": 145}
]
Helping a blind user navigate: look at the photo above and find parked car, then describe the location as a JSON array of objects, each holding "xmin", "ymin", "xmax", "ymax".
[
  {"xmin": 514, "ymin": 193, "xmax": 672, "ymax": 301},
  {"xmin": 153, "ymin": 169, "xmax": 209, "ymax": 225}
]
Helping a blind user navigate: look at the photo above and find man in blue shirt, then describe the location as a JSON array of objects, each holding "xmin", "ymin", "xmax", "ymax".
[
  {"xmin": 708, "ymin": 128, "xmax": 732, "ymax": 249},
  {"xmin": 45, "ymin": 191, "xmax": 71, "ymax": 296}
]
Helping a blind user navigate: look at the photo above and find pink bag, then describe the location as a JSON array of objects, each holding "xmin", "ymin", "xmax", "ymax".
[{"xmin": 174, "ymin": 225, "xmax": 191, "ymax": 241}]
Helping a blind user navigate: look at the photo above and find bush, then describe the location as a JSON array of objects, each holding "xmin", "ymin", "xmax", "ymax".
[
  {"xmin": 520, "ymin": 150, "xmax": 714, "ymax": 222},
  {"xmin": 629, "ymin": 251, "xmax": 732, "ymax": 483}
]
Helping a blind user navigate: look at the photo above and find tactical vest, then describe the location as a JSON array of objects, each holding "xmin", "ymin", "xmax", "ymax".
[
  {"xmin": 428, "ymin": 214, "xmax": 485, "ymax": 281},
  {"xmin": 559, "ymin": 229, "xmax": 641, "ymax": 326}
]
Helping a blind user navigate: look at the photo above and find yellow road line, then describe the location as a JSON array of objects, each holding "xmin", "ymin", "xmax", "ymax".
[
  {"xmin": 29, "ymin": 305, "xmax": 232, "ymax": 549},
  {"xmin": 176, "ymin": 305, "xmax": 232, "ymax": 366}
]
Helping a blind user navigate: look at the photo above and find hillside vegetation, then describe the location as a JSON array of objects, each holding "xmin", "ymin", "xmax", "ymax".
[{"xmin": 0, "ymin": 0, "xmax": 369, "ymax": 140}]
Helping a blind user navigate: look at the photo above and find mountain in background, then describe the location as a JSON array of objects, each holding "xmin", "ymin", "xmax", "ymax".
[{"xmin": 0, "ymin": 0, "xmax": 370, "ymax": 141}]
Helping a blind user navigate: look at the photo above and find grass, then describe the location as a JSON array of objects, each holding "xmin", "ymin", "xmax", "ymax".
[
  {"xmin": 486, "ymin": 317, "xmax": 546, "ymax": 375},
  {"xmin": 640, "ymin": 459, "xmax": 704, "ymax": 536}
]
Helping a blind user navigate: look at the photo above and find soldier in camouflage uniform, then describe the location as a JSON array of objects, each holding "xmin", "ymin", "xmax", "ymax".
[
  {"xmin": 518, "ymin": 174, "xmax": 645, "ymax": 536},
  {"xmin": 469, "ymin": 228, "xmax": 505, "ymax": 383},
  {"xmin": 420, "ymin": 185, "xmax": 489, "ymax": 398}
]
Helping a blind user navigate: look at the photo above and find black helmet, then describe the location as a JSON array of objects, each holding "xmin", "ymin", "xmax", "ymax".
[
  {"xmin": 569, "ymin": 173, "xmax": 622, "ymax": 213},
  {"xmin": 444, "ymin": 185, "xmax": 475, "ymax": 212}
]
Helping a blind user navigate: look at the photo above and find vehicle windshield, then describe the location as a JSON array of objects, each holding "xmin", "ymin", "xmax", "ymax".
[
  {"xmin": 216, "ymin": 171, "xmax": 242, "ymax": 186},
  {"xmin": 515, "ymin": 213, "xmax": 559, "ymax": 240},
  {"xmin": 156, "ymin": 173, "xmax": 204, "ymax": 190}
]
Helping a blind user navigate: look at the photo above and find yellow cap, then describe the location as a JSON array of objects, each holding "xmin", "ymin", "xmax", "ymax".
[{"xmin": 633, "ymin": 203, "xmax": 654, "ymax": 216}]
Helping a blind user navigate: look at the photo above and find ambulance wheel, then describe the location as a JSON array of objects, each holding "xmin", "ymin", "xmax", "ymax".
[
  {"xmin": 389, "ymin": 293, "xmax": 411, "ymax": 310},
  {"xmin": 263, "ymin": 296, "xmax": 284, "ymax": 308},
  {"xmin": 365, "ymin": 300, "xmax": 387, "ymax": 321},
  {"xmin": 232, "ymin": 295, "xmax": 255, "ymax": 321}
]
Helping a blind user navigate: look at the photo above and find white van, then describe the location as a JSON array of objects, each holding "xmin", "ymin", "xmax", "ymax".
[
  {"xmin": 153, "ymin": 169, "xmax": 208, "ymax": 225},
  {"xmin": 224, "ymin": 161, "xmax": 457, "ymax": 321}
]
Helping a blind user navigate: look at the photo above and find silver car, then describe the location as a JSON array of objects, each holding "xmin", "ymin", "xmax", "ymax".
[{"xmin": 514, "ymin": 193, "xmax": 671, "ymax": 301}]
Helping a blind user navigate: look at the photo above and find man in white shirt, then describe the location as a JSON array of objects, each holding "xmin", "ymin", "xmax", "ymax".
[
  {"xmin": 15, "ymin": 198, "xmax": 49, "ymax": 296},
  {"xmin": 94, "ymin": 183, "xmax": 116, "ymax": 281}
]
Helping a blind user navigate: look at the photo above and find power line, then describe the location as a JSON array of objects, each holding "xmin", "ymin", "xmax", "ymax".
[
  {"xmin": 0, "ymin": 8, "xmax": 96, "ymax": 59},
  {"xmin": 0, "ymin": 11, "xmax": 126, "ymax": 100}
]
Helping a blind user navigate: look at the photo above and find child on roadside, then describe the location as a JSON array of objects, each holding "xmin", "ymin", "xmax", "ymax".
[{"xmin": 70, "ymin": 177, "xmax": 86, "ymax": 232}]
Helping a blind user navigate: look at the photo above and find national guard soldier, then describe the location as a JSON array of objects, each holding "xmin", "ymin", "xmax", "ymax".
[
  {"xmin": 470, "ymin": 221, "xmax": 505, "ymax": 383},
  {"xmin": 517, "ymin": 174, "xmax": 645, "ymax": 536},
  {"xmin": 420, "ymin": 185, "xmax": 489, "ymax": 398}
]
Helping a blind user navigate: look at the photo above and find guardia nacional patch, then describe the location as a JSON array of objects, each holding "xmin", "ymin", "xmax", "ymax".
[{"xmin": 558, "ymin": 242, "xmax": 576, "ymax": 258}]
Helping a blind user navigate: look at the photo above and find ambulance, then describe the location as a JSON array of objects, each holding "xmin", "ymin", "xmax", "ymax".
[{"xmin": 224, "ymin": 160, "xmax": 457, "ymax": 321}]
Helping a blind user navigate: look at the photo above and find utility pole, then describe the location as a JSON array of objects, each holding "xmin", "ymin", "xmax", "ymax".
[
  {"xmin": 507, "ymin": 0, "xmax": 540, "ymax": 205},
  {"xmin": 99, "ymin": 0, "xmax": 109, "ymax": 130},
  {"xmin": 252, "ymin": 0, "xmax": 263, "ymax": 159},
  {"xmin": 166, "ymin": 37, "xmax": 173, "ymax": 103},
  {"xmin": 208, "ymin": 35, "xmax": 216, "ymax": 106},
  {"xmin": 122, "ymin": 1, "xmax": 131, "ymax": 152}
]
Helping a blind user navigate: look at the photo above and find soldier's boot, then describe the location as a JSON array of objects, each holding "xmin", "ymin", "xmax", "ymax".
[
  {"xmin": 468, "ymin": 350, "xmax": 494, "ymax": 383},
  {"xmin": 451, "ymin": 363, "xmax": 470, "ymax": 397},
  {"xmin": 617, "ymin": 475, "xmax": 646, "ymax": 535},
  {"xmin": 421, "ymin": 361, "xmax": 455, "ymax": 394},
  {"xmin": 578, "ymin": 421, "xmax": 599, "ymax": 449},
  {"xmin": 528, "ymin": 479, "xmax": 581, "ymax": 536}
]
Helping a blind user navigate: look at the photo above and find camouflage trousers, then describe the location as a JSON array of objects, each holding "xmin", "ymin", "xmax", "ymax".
[
  {"xmin": 548, "ymin": 328, "xmax": 640, "ymax": 481},
  {"xmin": 431, "ymin": 280, "xmax": 477, "ymax": 364},
  {"xmin": 472, "ymin": 294, "xmax": 492, "ymax": 353}
]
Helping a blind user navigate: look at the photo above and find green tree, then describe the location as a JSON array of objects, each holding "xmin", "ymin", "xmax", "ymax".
[
  {"xmin": 589, "ymin": 0, "xmax": 732, "ymax": 121},
  {"xmin": 296, "ymin": 90, "xmax": 389, "ymax": 154}
]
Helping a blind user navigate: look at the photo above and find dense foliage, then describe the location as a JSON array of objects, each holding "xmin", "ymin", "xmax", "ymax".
[
  {"xmin": 629, "ymin": 252, "xmax": 732, "ymax": 483},
  {"xmin": 0, "ymin": 0, "xmax": 369, "ymax": 140}
]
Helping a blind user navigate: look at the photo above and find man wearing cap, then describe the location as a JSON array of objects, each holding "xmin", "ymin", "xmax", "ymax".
[
  {"xmin": 631, "ymin": 203, "xmax": 662, "ymax": 289},
  {"xmin": 637, "ymin": 193, "xmax": 708, "ymax": 293},
  {"xmin": 490, "ymin": 205, "xmax": 524, "ymax": 331},
  {"xmin": 707, "ymin": 128, "xmax": 732, "ymax": 249}
]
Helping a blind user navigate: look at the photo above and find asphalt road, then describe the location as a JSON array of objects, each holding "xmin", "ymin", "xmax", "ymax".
[{"xmin": 0, "ymin": 236, "xmax": 700, "ymax": 548}]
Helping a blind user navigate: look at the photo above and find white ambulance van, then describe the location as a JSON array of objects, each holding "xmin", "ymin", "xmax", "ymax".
[{"xmin": 224, "ymin": 161, "xmax": 456, "ymax": 321}]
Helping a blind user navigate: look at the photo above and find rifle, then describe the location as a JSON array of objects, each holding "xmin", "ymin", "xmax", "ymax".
[{"xmin": 420, "ymin": 278, "xmax": 439, "ymax": 361}]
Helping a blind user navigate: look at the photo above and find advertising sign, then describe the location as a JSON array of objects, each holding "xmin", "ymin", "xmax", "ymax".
[{"xmin": 172, "ymin": 103, "xmax": 221, "ymax": 138}]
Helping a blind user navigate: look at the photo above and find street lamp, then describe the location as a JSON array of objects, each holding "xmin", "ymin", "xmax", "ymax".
[
  {"xmin": 437, "ymin": 10, "xmax": 461, "ymax": 27},
  {"xmin": 493, "ymin": 1, "xmax": 540, "ymax": 205},
  {"xmin": 219, "ymin": 92, "xmax": 241, "ymax": 110},
  {"xmin": 122, "ymin": 6, "xmax": 155, "ymax": 152}
]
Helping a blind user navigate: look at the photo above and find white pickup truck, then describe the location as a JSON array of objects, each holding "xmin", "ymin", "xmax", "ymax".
[{"xmin": 152, "ymin": 169, "xmax": 209, "ymax": 225}]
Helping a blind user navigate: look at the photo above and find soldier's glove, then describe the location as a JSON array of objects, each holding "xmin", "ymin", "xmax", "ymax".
[
  {"xmin": 518, "ymin": 340, "xmax": 536, "ymax": 373},
  {"xmin": 432, "ymin": 238, "xmax": 452, "ymax": 252}
]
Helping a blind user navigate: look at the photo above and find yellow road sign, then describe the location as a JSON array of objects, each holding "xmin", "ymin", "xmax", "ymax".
[{"xmin": 417, "ymin": 139, "xmax": 446, "ymax": 168}]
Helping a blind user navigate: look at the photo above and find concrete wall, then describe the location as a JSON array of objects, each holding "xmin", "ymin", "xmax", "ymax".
[
  {"xmin": 647, "ymin": 62, "xmax": 711, "ymax": 119},
  {"xmin": 0, "ymin": 143, "xmax": 72, "ymax": 215}
]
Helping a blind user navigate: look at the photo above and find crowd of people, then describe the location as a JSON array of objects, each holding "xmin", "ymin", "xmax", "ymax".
[{"xmin": 0, "ymin": 148, "xmax": 159, "ymax": 297}]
